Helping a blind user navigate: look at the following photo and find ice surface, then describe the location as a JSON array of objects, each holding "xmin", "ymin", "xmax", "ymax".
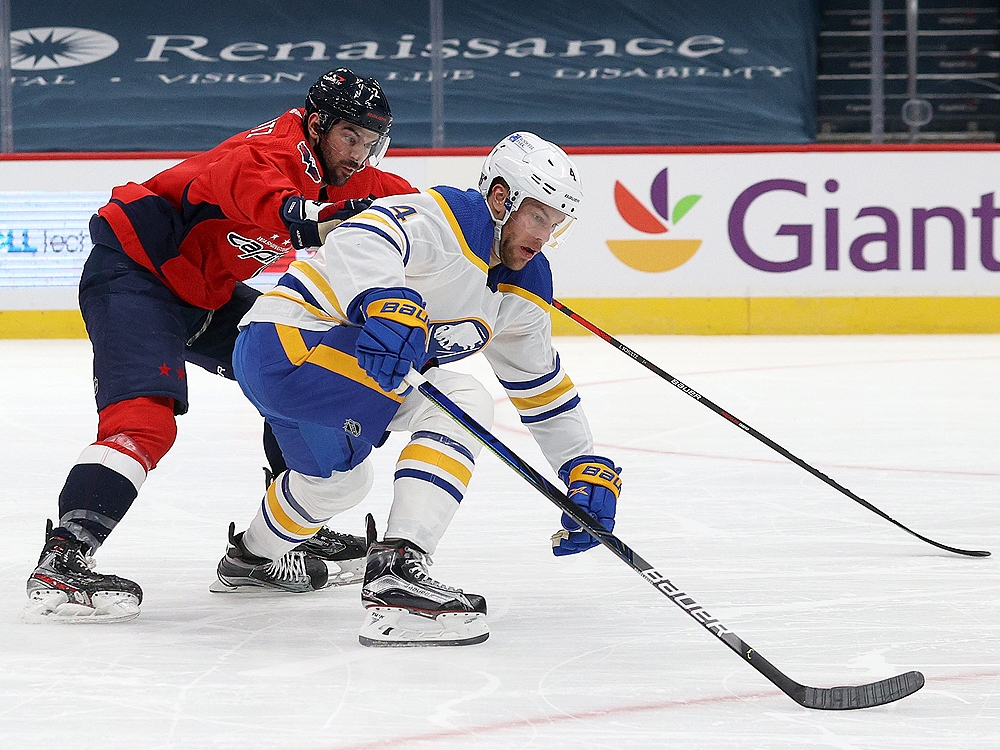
[{"xmin": 1, "ymin": 334, "xmax": 998, "ymax": 749}]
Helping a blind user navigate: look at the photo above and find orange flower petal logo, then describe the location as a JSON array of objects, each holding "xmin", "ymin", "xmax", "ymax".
[{"xmin": 614, "ymin": 181, "xmax": 667, "ymax": 234}]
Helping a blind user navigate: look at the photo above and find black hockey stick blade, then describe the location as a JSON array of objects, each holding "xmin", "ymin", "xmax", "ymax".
[
  {"xmin": 743, "ymin": 635, "xmax": 925, "ymax": 708},
  {"xmin": 404, "ymin": 370, "xmax": 925, "ymax": 710},
  {"xmin": 551, "ymin": 299, "xmax": 989, "ymax": 558},
  {"xmin": 796, "ymin": 671, "xmax": 925, "ymax": 710}
]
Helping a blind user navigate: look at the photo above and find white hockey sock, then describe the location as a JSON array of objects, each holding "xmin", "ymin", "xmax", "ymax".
[
  {"xmin": 243, "ymin": 461, "xmax": 373, "ymax": 561},
  {"xmin": 385, "ymin": 431, "xmax": 475, "ymax": 555}
]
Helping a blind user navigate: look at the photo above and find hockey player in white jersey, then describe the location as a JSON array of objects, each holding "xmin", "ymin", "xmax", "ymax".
[{"xmin": 220, "ymin": 132, "xmax": 622, "ymax": 646}]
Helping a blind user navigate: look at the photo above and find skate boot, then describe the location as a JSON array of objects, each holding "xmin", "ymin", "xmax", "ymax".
[
  {"xmin": 359, "ymin": 539, "xmax": 488, "ymax": 647},
  {"xmin": 294, "ymin": 526, "xmax": 368, "ymax": 586},
  {"xmin": 211, "ymin": 523, "xmax": 328, "ymax": 593},
  {"xmin": 22, "ymin": 520, "xmax": 142, "ymax": 623}
]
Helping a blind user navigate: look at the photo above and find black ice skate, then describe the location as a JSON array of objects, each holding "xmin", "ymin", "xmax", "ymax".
[
  {"xmin": 22, "ymin": 521, "xmax": 142, "ymax": 624},
  {"xmin": 359, "ymin": 539, "xmax": 488, "ymax": 647},
  {"xmin": 211, "ymin": 523, "xmax": 328, "ymax": 593},
  {"xmin": 294, "ymin": 526, "xmax": 368, "ymax": 586}
]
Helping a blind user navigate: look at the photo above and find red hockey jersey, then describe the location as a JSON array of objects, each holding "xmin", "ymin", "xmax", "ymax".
[{"xmin": 95, "ymin": 108, "xmax": 416, "ymax": 310}]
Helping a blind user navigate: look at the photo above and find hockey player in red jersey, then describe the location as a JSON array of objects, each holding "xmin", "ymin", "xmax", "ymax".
[{"xmin": 23, "ymin": 68, "xmax": 417, "ymax": 623}]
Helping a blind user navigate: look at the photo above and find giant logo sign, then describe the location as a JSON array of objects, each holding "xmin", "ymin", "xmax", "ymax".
[
  {"xmin": 607, "ymin": 168, "xmax": 702, "ymax": 272},
  {"xmin": 549, "ymin": 151, "xmax": 1000, "ymax": 299}
]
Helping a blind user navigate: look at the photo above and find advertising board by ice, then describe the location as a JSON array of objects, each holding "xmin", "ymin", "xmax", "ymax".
[{"xmin": 1, "ymin": 149, "xmax": 998, "ymax": 332}]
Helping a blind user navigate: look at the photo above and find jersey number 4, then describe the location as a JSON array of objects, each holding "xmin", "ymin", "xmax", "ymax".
[{"xmin": 389, "ymin": 206, "xmax": 417, "ymax": 222}]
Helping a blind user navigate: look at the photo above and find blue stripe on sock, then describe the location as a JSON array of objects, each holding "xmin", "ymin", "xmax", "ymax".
[
  {"xmin": 411, "ymin": 430, "xmax": 475, "ymax": 463},
  {"xmin": 497, "ymin": 355, "xmax": 561, "ymax": 391},
  {"xmin": 280, "ymin": 471, "xmax": 325, "ymax": 525},
  {"xmin": 261, "ymin": 497, "xmax": 307, "ymax": 544},
  {"xmin": 520, "ymin": 395, "xmax": 581, "ymax": 424},
  {"xmin": 394, "ymin": 468, "xmax": 464, "ymax": 503}
]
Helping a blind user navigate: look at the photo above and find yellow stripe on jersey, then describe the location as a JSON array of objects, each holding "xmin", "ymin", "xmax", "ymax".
[
  {"xmin": 427, "ymin": 188, "xmax": 489, "ymax": 274},
  {"xmin": 274, "ymin": 325, "xmax": 405, "ymax": 402},
  {"xmin": 266, "ymin": 482, "xmax": 323, "ymax": 537},
  {"xmin": 497, "ymin": 282, "xmax": 551, "ymax": 312},
  {"xmin": 353, "ymin": 209, "xmax": 407, "ymax": 249},
  {"xmin": 398, "ymin": 444, "xmax": 473, "ymax": 486},
  {"xmin": 260, "ymin": 289, "xmax": 342, "ymax": 323},
  {"xmin": 507, "ymin": 374, "xmax": 575, "ymax": 411},
  {"xmin": 290, "ymin": 261, "xmax": 347, "ymax": 319}
]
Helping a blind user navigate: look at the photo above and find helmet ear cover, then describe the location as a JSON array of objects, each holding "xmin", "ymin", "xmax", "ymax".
[{"xmin": 485, "ymin": 176, "xmax": 515, "ymax": 213}]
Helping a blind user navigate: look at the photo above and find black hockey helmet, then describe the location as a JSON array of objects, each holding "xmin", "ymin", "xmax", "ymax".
[{"xmin": 305, "ymin": 68, "xmax": 392, "ymax": 164}]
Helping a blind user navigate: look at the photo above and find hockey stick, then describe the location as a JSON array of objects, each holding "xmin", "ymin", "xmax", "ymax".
[
  {"xmin": 552, "ymin": 299, "xmax": 989, "ymax": 559},
  {"xmin": 403, "ymin": 369, "xmax": 925, "ymax": 710}
]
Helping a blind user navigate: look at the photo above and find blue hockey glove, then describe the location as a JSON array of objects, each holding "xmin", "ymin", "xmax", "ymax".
[
  {"xmin": 552, "ymin": 455, "xmax": 621, "ymax": 556},
  {"xmin": 353, "ymin": 287, "xmax": 429, "ymax": 392},
  {"xmin": 281, "ymin": 195, "xmax": 375, "ymax": 250}
]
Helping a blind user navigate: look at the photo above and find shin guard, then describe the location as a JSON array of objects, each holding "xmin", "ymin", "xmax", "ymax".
[
  {"xmin": 57, "ymin": 397, "xmax": 176, "ymax": 549},
  {"xmin": 385, "ymin": 431, "xmax": 476, "ymax": 555}
]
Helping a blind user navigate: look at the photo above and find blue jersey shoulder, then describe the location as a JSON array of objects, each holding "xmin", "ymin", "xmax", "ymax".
[
  {"xmin": 487, "ymin": 252, "xmax": 553, "ymax": 304},
  {"xmin": 428, "ymin": 186, "xmax": 493, "ymax": 267}
]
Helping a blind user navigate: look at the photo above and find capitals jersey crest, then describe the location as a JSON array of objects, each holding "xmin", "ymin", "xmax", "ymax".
[{"xmin": 227, "ymin": 232, "xmax": 286, "ymax": 271}]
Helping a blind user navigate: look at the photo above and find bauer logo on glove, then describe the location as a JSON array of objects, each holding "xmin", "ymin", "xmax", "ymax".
[
  {"xmin": 552, "ymin": 454, "xmax": 621, "ymax": 556},
  {"xmin": 366, "ymin": 298, "xmax": 430, "ymax": 332},
  {"xmin": 351, "ymin": 287, "xmax": 429, "ymax": 393}
]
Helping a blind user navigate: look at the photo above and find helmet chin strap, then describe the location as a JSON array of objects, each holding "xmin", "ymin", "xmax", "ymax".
[{"xmin": 490, "ymin": 196, "xmax": 515, "ymax": 262}]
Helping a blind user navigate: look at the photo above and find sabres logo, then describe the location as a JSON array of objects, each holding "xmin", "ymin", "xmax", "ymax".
[
  {"xmin": 297, "ymin": 141, "xmax": 322, "ymax": 184},
  {"xmin": 428, "ymin": 320, "xmax": 491, "ymax": 364}
]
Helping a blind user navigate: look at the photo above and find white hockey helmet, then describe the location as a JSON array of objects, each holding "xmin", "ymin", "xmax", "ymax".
[{"xmin": 478, "ymin": 132, "xmax": 583, "ymax": 249}]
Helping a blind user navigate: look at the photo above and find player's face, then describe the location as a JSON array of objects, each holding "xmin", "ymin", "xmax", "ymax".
[
  {"xmin": 497, "ymin": 197, "xmax": 567, "ymax": 270},
  {"xmin": 315, "ymin": 120, "xmax": 382, "ymax": 186}
]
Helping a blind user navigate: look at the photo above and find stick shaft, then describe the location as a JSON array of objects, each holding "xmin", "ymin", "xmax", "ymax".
[
  {"xmin": 402, "ymin": 371, "xmax": 922, "ymax": 709},
  {"xmin": 551, "ymin": 299, "xmax": 988, "ymax": 558}
]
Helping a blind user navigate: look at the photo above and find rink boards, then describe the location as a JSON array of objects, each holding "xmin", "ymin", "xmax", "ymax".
[{"xmin": 1, "ymin": 145, "xmax": 999, "ymax": 336}]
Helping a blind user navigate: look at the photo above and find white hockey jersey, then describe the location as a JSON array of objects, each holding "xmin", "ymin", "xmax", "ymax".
[{"xmin": 241, "ymin": 185, "xmax": 594, "ymax": 471}]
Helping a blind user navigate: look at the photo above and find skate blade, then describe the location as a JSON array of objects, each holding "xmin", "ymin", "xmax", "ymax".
[
  {"xmin": 209, "ymin": 578, "xmax": 242, "ymax": 593},
  {"xmin": 321, "ymin": 558, "xmax": 365, "ymax": 588},
  {"xmin": 358, "ymin": 607, "xmax": 489, "ymax": 647},
  {"xmin": 209, "ymin": 577, "xmax": 315, "ymax": 594},
  {"xmin": 21, "ymin": 590, "xmax": 140, "ymax": 624}
]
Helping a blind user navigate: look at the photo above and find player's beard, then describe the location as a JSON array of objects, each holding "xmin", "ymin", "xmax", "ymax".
[
  {"xmin": 496, "ymin": 229, "xmax": 539, "ymax": 271},
  {"xmin": 316, "ymin": 137, "xmax": 364, "ymax": 187}
]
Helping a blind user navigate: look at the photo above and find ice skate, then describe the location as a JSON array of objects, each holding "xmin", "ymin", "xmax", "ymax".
[
  {"xmin": 294, "ymin": 526, "xmax": 368, "ymax": 586},
  {"xmin": 211, "ymin": 522, "xmax": 328, "ymax": 593},
  {"xmin": 359, "ymin": 539, "xmax": 488, "ymax": 647},
  {"xmin": 22, "ymin": 521, "xmax": 142, "ymax": 624}
]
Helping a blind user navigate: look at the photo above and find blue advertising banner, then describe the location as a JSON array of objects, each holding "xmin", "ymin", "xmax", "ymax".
[{"xmin": 9, "ymin": 0, "xmax": 817, "ymax": 151}]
